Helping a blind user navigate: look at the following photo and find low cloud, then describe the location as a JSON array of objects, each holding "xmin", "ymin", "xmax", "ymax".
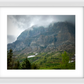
[
  {"xmin": 7, "ymin": 35, "xmax": 16, "ymax": 44},
  {"xmin": 8, "ymin": 15, "xmax": 75, "ymax": 30},
  {"xmin": 7, "ymin": 15, "xmax": 75, "ymax": 44}
]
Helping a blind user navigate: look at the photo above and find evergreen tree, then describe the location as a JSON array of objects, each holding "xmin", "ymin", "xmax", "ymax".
[
  {"xmin": 21, "ymin": 57, "xmax": 31, "ymax": 69},
  {"xmin": 61, "ymin": 51, "xmax": 69, "ymax": 69},
  {"xmin": 14, "ymin": 61, "xmax": 20, "ymax": 69},
  {"xmin": 7, "ymin": 49, "xmax": 13, "ymax": 69},
  {"xmin": 31, "ymin": 64, "xmax": 38, "ymax": 69}
]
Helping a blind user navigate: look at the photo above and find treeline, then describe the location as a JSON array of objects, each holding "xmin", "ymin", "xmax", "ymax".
[{"xmin": 7, "ymin": 49, "xmax": 38, "ymax": 69}]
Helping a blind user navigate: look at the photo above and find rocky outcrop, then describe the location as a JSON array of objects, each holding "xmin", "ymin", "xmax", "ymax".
[{"xmin": 7, "ymin": 22, "xmax": 75, "ymax": 53}]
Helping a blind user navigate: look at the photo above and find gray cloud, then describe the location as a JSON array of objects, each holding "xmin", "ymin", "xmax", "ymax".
[
  {"xmin": 7, "ymin": 15, "xmax": 75, "ymax": 44},
  {"xmin": 8, "ymin": 15, "xmax": 75, "ymax": 30},
  {"xmin": 7, "ymin": 35, "xmax": 16, "ymax": 44}
]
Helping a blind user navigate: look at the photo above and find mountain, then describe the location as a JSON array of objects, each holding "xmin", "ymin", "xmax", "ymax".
[{"xmin": 7, "ymin": 22, "xmax": 75, "ymax": 54}]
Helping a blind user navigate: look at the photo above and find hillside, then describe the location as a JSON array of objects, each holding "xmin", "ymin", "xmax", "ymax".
[
  {"xmin": 7, "ymin": 21, "xmax": 75, "ymax": 55},
  {"xmin": 7, "ymin": 21, "xmax": 75, "ymax": 69}
]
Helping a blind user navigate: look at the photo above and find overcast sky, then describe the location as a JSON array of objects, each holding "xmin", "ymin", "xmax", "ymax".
[{"xmin": 7, "ymin": 15, "xmax": 75, "ymax": 44}]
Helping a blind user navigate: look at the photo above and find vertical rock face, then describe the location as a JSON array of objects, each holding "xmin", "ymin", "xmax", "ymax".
[{"xmin": 7, "ymin": 22, "xmax": 75, "ymax": 53}]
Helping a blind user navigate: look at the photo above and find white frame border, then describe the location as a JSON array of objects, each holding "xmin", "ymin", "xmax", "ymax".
[{"xmin": 0, "ymin": 0, "xmax": 84, "ymax": 84}]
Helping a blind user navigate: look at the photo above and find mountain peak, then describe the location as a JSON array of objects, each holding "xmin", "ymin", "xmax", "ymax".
[{"xmin": 8, "ymin": 21, "xmax": 75, "ymax": 53}]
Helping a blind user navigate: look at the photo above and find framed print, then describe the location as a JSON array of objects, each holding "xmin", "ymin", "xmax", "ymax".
[{"xmin": 0, "ymin": 0, "xmax": 84, "ymax": 84}]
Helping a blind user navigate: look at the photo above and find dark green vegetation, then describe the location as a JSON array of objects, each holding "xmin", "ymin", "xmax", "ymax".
[
  {"xmin": 7, "ymin": 21, "xmax": 75, "ymax": 69},
  {"xmin": 7, "ymin": 49, "xmax": 75, "ymax": 69},
  {"xmin": 7, "ymin": 49, "xmax": 38, "ymax": 69}
]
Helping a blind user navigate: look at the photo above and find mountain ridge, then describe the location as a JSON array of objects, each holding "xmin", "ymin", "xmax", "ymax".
[{"xmin": 7, "ymin": 21, "xmax": 75, "ymax": 54}]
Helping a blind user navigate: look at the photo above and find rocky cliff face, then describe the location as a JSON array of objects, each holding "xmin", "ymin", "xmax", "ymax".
[{"xmin": 7, "ymin": 22, "xmax": 75, "ymax": 53}]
